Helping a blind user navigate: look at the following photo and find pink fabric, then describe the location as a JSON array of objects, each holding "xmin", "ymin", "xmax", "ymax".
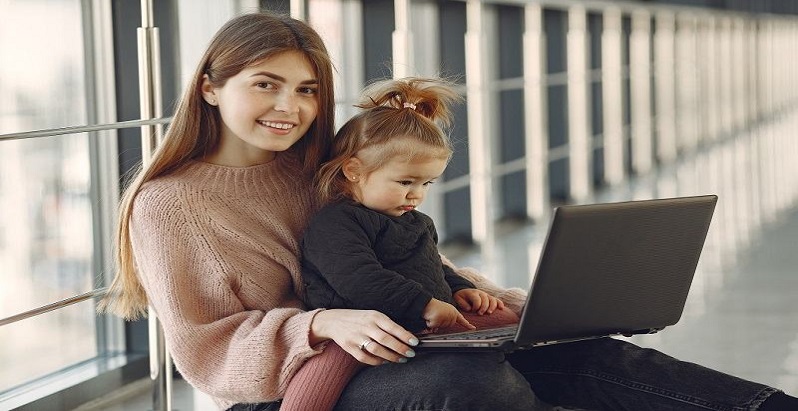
[{"xmin": 281, "ymin": 309, "xmax": 520, "ymax": 411}]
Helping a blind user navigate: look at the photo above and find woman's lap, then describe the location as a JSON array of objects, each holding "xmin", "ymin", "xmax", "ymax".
[
  {"xmin": 335, "ymin": 351, "xmax": 549, "ymax": 411},
  {"xmin": 336, "ymin": 338, "xmax": 779, "ymax": 411}
]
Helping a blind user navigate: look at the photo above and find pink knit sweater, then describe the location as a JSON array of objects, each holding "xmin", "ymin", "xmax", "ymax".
[{"xmin": 129, "ymin": 151, "xmax": 528, "ymax": 410}]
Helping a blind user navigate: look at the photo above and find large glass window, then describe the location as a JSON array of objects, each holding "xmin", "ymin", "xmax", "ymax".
[{"xmin": 0, "ymin": 0, "xmax": 97, "ymax": 393}]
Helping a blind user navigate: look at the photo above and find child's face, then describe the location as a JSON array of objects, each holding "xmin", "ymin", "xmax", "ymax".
[
  {"xmin": 352, "ymin": 156, "xmax": 448, "ymax": 217},
  {"xmin": 202, "ymin": 51, "xmax": 319, "ymax": 166}
]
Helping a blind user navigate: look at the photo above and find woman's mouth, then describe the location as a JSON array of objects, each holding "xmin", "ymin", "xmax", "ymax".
[{"xmin": 258, "ymin": 120, "xmax": 296, "ymax": 130}]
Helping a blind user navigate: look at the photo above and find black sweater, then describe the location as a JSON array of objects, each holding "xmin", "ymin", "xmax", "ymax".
[{"xmin": 300, "ymin": 201, "xmax": 475, "ymax": 332}]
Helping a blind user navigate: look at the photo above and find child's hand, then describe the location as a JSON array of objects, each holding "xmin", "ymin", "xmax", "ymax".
[
  {"xmin": 423, "ymin": 298, "xmax": 475, "ymax": 330},
  {"xmin": 453, "ymin": 289, "xmax": 505, "ymax": 315}
]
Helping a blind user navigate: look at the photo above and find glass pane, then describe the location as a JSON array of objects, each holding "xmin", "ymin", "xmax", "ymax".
[
  {"xmin": 0, "ymin": 0, "xmax": 88, "ymax": 133},
  {"xmin": 0, "ymin": 300, "xmax": 97, "ymax": 393},
  {"xmin": 0, "ymin": 0, "xmax": 96, "ymax": 393}
]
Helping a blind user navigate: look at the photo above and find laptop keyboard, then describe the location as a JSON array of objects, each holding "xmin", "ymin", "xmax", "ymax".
[{"xmin": 425, "ymin": 326, "xmax": 518, "ymax": 340}]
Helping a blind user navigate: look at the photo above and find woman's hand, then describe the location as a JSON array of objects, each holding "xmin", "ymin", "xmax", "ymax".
[
  {"xmin": 453, "ymin": 288, "xmax": 505, "ymax": 315},
  {"xmin": 422, "ymin": 298, "xmax": 475, "ymax": 330},
  {"xmin": 309, "ymin": 309, "xmax": 419, "ymax": 366}
]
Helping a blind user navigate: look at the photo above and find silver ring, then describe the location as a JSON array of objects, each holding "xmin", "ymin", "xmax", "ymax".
[{"xmin": 358, "ymin": 339, "xmax": 372, "ymax": 350}]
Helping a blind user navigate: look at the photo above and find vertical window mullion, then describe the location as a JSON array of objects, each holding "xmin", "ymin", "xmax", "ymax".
[
  {"xmin": 655, "ymin": 11, "xmax": 677, "ymax": 164},
  {"xmin": 602, "ymin": 7, "xmax": 624, "ymax": 185},
  {"xmin": 630, "ymin": 10, "xmax": 653, "ymax": 175},
  {"xmin": 82, "ymin": 0, "xmax": 125, "ymax": 356},
  {"xmin": 567, "ymin": 5, "xmax": 592, "ymax": 202},
  {"xmin": 523, "ymin": 4, "xmax": 549, "ymax": 222},
  {"xmin": 465, "ymin": 0, "xmax": 493, "ymax": 245}
]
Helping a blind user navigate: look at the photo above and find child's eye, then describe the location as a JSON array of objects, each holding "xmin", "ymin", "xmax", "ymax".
[
  {"xmin": 398, "ymin": 180, "xmax": 413, "ymax": 186},
  {"xmin": 423, "ymin": 180, "xmax": 436, "ymax": 186}
]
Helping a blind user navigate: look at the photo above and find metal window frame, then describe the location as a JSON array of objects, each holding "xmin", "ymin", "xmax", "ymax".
[
  {"xmin": 1, "ymin": 3, "xmax": 137, "ymax": 411},
  {"xmin": 0, "ymin": 0, "xmax": 173, "ymax": 409}
]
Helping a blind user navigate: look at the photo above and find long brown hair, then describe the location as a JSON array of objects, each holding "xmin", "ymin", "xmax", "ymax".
[
  {"xmin": 315, "ymin": 77, "xmax": 462, "ymax": 204},
  {"xmin": 99, "ymin": 12, "xmax": 334, "ymax": 319}
]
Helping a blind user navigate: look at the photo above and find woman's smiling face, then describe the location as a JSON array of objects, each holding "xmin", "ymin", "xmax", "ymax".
[{"xmin": 202, "ymin": 50, "xmax": 319, "ymax": 166}]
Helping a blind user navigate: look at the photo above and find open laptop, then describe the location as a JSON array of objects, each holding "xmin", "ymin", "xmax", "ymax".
[{"xmin": 418, "ymin": 195, "xmax": 718, "ymax": 352}]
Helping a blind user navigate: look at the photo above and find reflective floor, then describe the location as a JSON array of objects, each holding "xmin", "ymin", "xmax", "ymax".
[{"xmin": 77, "ymin": 121, "xmax": 798, "ymax": 409}]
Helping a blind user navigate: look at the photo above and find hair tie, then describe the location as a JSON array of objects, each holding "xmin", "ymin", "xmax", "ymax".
[{"xmin": 403, "ymin": 102, "xmax": 417, "ymax": 110}]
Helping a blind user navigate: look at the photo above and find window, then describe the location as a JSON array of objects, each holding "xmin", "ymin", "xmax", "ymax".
[{"xmin": 0, "ymin": 0, "xmax": 99, "ymax": 394}]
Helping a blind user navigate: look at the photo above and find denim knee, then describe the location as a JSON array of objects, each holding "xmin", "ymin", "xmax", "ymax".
[
  {"xmin": 337, "ymin": 351, "xmax": 543, "ymax": 411},
  {"xmin": 422, "ymin": 352, "xmax": 540, "ymax": 410}
]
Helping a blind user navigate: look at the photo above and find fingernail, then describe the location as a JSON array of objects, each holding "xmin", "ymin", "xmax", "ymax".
[
  {"xmin": 408, "ymin": 337, "xmax": 419, "ymax": 346},
  {"xmin": 398, "ymin": 358, "xmax": 408, "ymax": 363},
  {"xmin": 405, "ymin": 350, "xmax": 416, "ymax": 358}
]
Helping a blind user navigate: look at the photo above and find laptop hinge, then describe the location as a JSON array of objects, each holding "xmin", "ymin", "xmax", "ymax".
[{"xmin": 622, "ymin": 328, "xmax": 662, "ymax": 337}]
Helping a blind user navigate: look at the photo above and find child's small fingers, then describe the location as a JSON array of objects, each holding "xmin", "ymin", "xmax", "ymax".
[{"xmin": 456, "ymin": 313, "xmax": 476, "ymax": 329}]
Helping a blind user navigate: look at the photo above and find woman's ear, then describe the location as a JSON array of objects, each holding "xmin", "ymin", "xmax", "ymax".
[
  {"xmin": 201, "ymin": 74, "xmax": 218, "ymax": 106},
  {"xmin": 342, "ymin": 158, "xmax": 363, "ymax": 182}
]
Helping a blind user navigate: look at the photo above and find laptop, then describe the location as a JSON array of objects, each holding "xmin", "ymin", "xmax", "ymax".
[{"xmin": 418, "ymin": 195, "xmax": 718, "ymax": 352}]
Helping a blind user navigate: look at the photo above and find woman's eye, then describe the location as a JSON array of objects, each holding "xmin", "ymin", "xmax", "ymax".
[
  {"xmin": 255, "ymin": 82, "xmax": 274, "ymax": 89},
  {"xmin": 298, "ymin": 86, "xmax": 318, "ymax": 95}
]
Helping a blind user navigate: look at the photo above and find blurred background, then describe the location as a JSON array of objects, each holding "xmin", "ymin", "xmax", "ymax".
[{"xmin": 1, "ymin": 0, "xmax": 796, "ymax": 409}]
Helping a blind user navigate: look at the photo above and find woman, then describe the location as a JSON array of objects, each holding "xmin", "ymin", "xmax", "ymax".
[{"xmin": 100, "ymin": 11, "xmax": 795, "ymax": 411}]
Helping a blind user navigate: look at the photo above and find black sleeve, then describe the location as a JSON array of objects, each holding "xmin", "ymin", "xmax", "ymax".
[
  {"xmin": 443, "ymin": 264, "xmax": 475, "ymax": 294},
  {"xmin": 425, "ymin": 214, "xmax": 475, "ymax": 294},
  {"xmin": 302, "ymin": 206, "xmax": 432, "ymax": 330}
]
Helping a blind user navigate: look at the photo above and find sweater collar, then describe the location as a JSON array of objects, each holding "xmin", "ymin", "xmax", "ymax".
[{"xmin": 180, "ymin": 151, "xmax": 307, "ymax": 197}]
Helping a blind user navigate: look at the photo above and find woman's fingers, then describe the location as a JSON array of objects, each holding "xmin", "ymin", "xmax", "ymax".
[
  {"xmin": 330, "ymin": 309, "xmax": 416, "ymax": 365},
  {"xmin": 369, "ymin": 315, "xmax": 417, "ymax": 362},
  {"xmin": 350, "ymin": 339, "xmax": 385, "ymax": 366},
  {"xmin": 365, "ymin": 333, "xmax": 413, "ymax": 364},
  {"xmin": 373, "ymin": 313, "xmax": 418, "ymax": 347}
]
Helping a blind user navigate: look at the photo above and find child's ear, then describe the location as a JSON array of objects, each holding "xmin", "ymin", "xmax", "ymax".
[{"xmin": 342, "ymin": 158, "xmax": 363, "ymax": 182}]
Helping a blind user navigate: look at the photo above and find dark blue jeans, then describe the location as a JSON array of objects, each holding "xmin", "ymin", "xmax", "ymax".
[
  {"xmin": 335, "ymin": 338, "xmax": 778, "ymax": 411},
  {"xmin": 231, "ymin": 337, "xmax": 779, "ymax": 410}
]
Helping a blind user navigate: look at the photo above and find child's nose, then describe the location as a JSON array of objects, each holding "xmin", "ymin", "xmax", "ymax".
[{"xmin": 407, "ymin": 187, "xmax": 423, "ymax": 199}]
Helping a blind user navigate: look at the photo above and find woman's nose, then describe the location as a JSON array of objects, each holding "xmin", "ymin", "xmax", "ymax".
[{"xmin": 274, "ymin": 92, "xmax": 299, "ymax": 114}]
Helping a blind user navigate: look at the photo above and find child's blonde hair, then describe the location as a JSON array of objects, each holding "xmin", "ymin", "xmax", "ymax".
[{"xmin": 315, "ymin": 77, "xmax": 463, "ymax": 204}]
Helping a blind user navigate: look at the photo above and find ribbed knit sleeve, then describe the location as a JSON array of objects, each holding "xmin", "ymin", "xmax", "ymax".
[{"xmin": 129, "ymin": 154, "xmax": 323, "ymax": 410}]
